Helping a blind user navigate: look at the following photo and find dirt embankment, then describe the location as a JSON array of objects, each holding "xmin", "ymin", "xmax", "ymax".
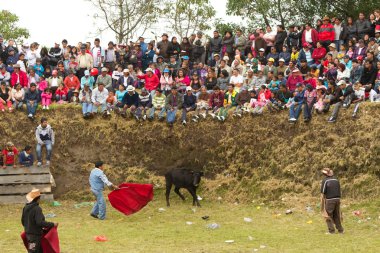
[{"xmin": 1, "ymin": 104, "xmax": 380, "ymax": 202}]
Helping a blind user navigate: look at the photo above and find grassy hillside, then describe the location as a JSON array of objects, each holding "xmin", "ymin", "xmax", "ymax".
[{"xmin": 1, "ymin": 103, "xmax": 380, "ymax": 203}]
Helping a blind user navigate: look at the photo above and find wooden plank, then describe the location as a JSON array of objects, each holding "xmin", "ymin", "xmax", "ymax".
[
  {"xmin": 0, "ymin": 184, "xmax": 51, "ymax": 195},
  {"xmin": 0, "ymin": 174, "xmax": 51, "ymax": 185},
  {"xmin": 0, "ymin": 166, "xmax": 50, "ymax": 176},
  {"xmin": 0, "ymin": 194, "xmax": 54, "ymax": 204}
]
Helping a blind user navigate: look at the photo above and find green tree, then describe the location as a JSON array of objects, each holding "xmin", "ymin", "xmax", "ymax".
[
  {"xmin": 0, "ymin": 10, "xmax": 29, "ymax": 42},
  {"xmin": 163, "ymin": 0, "xmax": 216, "ymax": 39},
  {"xmin": 88, "ymin": 0, "xmax": 160, "ymax": 44},
  {"xmin": 213, "ymin": 19, "xmax": 247, "ymax": 36},
  {"xmin": 227, "ymin": 0, "xmax": 379, "ymax": 28}
]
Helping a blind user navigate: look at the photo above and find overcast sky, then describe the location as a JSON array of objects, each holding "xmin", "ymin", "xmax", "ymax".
[{"xmin": 1, "ymin": 0, "xmax": 240, "ymax": 47}]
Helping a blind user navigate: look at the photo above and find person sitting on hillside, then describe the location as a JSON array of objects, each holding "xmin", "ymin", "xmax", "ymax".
[
  {"xmin": 324, "ymin": 80, "xmax": 344, "ymax": 123},
  {"xmin": 216, "ymin": 83, "xmax": 237, "ymax": 122},
  {"xmin": 11, "ymin": 83, "xmax": 25, "ymax": 110},
  {"xmin": 193, "ymin": 86, "xmax": 210, "ymax": 122},
  {"xmin": 149, "ymin": 88, "xmax": 166, "ymax": 121},
  {"xmin": 121, "ymin": 85, "xmax": 139, "ymax": 118},
  {"xmin": 91, "ymin": 82, "xmax": 108, "ymax": 115},
  {"xmin": 251, "ymin": 85, "xmax": 272, "ymax": 114},
  {"xmin": 55, "ymin": 83, "xmax": 68, "ymax": 103},
  {"xmin": 79, "ymin": 84, "xmax": 93, "ymax": 118},
  {"xmin": 81, "ymin": 70, "xmax": 95, "ymax": 90},
  {"xmin": 2, "ymin": 142, "xmax": 18, "ymax": 168},
  {"xmin": 96, "ymin": 67, "xmax": 113, "ymax": 90},
  {"xmin": 234, "ymin": 87, "xmax": 251, "ymax": 117},
  {"xmin": 36, "ymin": 117, "xmax": 55, "ymax": 167},
  {"xmin": 209, "ymin": 86, "xmax": 224, "ymax": 119},
  {"xmin": 137, "ymin": 68, "xmax": 160, "ymax": 95},
  {"xmin": 289, "ymin": 83, "xmax": 305, "ymax": 123},
  {"xmin": 136, "ymin": 88, "xmax": 152, "ymax": 121},
  {"xmin": 165, "ymin": 86, "xmax": 183, "ymax": 127},
  {"xmin": 0, "ymin": 81, "xmax": 13, "ymax": 112},
  {"xmin": 117, "ymin": 69, "xmax": 134, "ymax": 89},
  {"xmin": 106, "ymin": 90, "xmax": 117, "ymax": 115},
  {"xmin": 303, "ymin": 84, "xmax": 317, "ymax": 122},
  {"xmin": 273, "ymin": 84, "xmax": 292, "ymax": 109},
  {"xmin": 64, "ymin": 70, "xmax": 80, "ymax": 101},
  {"xmin": 18, "ymin": 145, "xmax": 34, "ymax": 167},
  {"xmin": 181, "ymin": 86, "xmax": 197, "ymax": 126},
  {"xmin": 25, "ymin": 83, "xmax": 39, "ymax": 119}
]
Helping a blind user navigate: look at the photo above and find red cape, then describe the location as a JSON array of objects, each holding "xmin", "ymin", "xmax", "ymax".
[
  {"xmin": 21, "ymin": 226, "xmax": 60, "ymax": 253},
  {"xmin": 108, "ymin": 183, "xmax": 153, "ymax": 216}
]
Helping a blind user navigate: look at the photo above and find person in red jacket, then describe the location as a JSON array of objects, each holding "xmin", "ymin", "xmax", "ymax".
[
  {"xmin": 137, "ymin": 68, "xmax": 159, "ymax": 95},
  {"xmin": 312, "ymin": 41, "xmax": 327, "ymax": 65},
  {"xmin": 209, "ymin": 86, "xmax": 225, "ymax": 118},
  {"xmin": 318, "ymin": 16, "xmax": 335, "ymax": 49},
  {"xmin": 63, "ymin": 70, "xmax": 80, "ymax": 102},
  {"xmin": 286, "ymin": 69, "xmax": 304, "ymax": 92},
  {"xmin": 302, "ymin": 23, "xmax": 319, "ymax": 48},
  {"xmin": 10, "ymin": 64, "xmax": 28, "ymax": 88}
]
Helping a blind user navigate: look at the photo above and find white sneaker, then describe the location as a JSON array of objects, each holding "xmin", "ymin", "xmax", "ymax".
[
  {"xmin": 201, "ymin": 113, "xmax": 206, "ymax": 119},
  {"xmin": 194, "ymin": 115, "xmax": 200, "ymax": 119},
  {"xmin": 43, "ymin": 106, "xmax": 46, "ymax": 110},
  {"xmin": 46, "ymin": 161, "xmax": 50, "ymax": 166},
  {"xmin": 182, "ymin": 120, "xmax": 187, "ymax": 126},
  {"xmin": 220, "ymin": 116, "xmax": 226, "ymax": 122},
  {"xmin": 143, "ymin": 115, "xmax": 147, "ymax": 121},
  {"xmin": 210, "ymin": 113, "xmax": 216, "ymax": 119},
  {"xmin": 192, "ymin": 118, "xmax": 198, "ymax": 123},
  {"xmin": 216, "ymin": 116, "xmax": 221, "ymax": 121},
  {"xmin": 237, "ymin": 113, "xmax": 242, "ymax": 118},
  {"xmin": 107, "ymin": 111, "xmax": 111, "ymax": 115},
  {"xmin": 289, "ymin": 118, "xmax": 296, "ymax": 122},
  {"xmin": 37, "ymin": 162, "xmax": 42, "ymax": 167},
  {"xmin": 46, "ymin": 106, "xmax": 49, "ymax": 110},
  {"xmin": 28, "ymin": 114, "xmax": 33, "ymax": 118}
]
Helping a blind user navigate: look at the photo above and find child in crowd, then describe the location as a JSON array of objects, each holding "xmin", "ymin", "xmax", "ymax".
[
  {"xmin": 268, "ymin": 76, "xmax": 280, "ymax": 92},
  {"xmin": 55, "ymin": 83, "xmax": 68, "ymax": 103},
  {"xmin": 314, "ymin": 85, "xmax": 326, "ymax": 113},
  {"xmin": 106, "ymin": 90, "xmax": 117, "ymax": 115},
  {"xmin": 38, "ymin": 75, "xmax": 48, "ymax": 94},
  {"xmin": 41, "ymin": 88, "xmax": 52, "ymax": 110},
  {"xmin": 112, "ymin": 65, "xmax": 123, "ymax": 90},
  {"xmin": 285, "ymin": 92, "xmax": 296, "ymax": 108},
  {"xmin": 71, "ymin": 90, "xmax": 80, "ymax": 105},
  {"xmin": 18, "ymin": 145, "xmax": 34, "ymax": 167},
  {"xmin": 33, "ymin": 58, "xmax": 44, "ymax": 76},
  {"xmin": 246, "ymin": 89, "xmax": 257, "ymax": 113},
  {"xmin": 44, "ymin": 66, "xmax": 52, "ymax": 79},
  {"xmin": 251, "ymin": 85, "xmax": 271, "ymax": 114},
  {"xmin": 68, "ymin": 56, "xmax": 78, "ymax": 74}
]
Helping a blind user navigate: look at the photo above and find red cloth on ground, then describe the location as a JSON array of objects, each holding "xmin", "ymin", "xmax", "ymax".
[
  {"xmin": 21, "ymin": 226, "xmax": 60, "ymax": 253},
  {"xmin": 108, "ymin": 183, "xmax": 153, "ymax": 216}
]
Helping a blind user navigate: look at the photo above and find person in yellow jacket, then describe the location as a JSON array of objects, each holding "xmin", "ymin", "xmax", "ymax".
[{"xmin": 216, "ymin": 83, "xmax": 237, "ymax": 121}]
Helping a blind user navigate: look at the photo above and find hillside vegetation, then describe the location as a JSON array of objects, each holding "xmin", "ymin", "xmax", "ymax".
[{"xmin": 1, "ymin": 104, "xmax": 380, "ymax": 203}]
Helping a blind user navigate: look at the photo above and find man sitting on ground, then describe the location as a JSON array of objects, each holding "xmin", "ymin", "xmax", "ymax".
[
  {"xmin": 18, "ymin": 145, "xmax": 34, "ymax": 167},
  {"xmin": 181, "ymin": 86, "xmax": 197, "ymax": 126},
  {"xmin": 121, "ymin": 86, "xmax": 139, "ymax": 118},
  {"xmin": 149, "ymin": 88, "xmax": 166, "ymax": 121}
]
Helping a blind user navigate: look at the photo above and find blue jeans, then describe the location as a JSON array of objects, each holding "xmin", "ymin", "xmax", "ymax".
[
  {"xmin": 149, "ymin": 107, "xmax": 166, "ymax": 119},
  {"xmin": 13, "ymin": 101, "xmax": 23, "ymax": 110},
  {"xmin": 92, "ymin": 103, "xmax": 107, "ymax": 113},
  {"xmin": 167, "ymin": 108, "xmax": 177, "ymax": 123},
  {"xmin": 82, "ymin": 103, "xmax": 93, "ymax": 115},
  {"xmin": 36, "ymin": 140, "xmax": 52, "ymax": 162},
  {"xmin": 26, "ymin": 101, "xmax": 38, "ymax": 115},
  {"xmin": 303, "ymin": 102, "xmax": 314, "ymax": 119},
  {"xmin": 289, "ymin": 103, "xmax": 302, "ymax": 120},
  {"xmin": 91, "ymin": 189, "xmax": 106, "ymax": 220},
  {"xmin": 334, "ymin": 40, "xmax": 344, "ymax": 51},
  {"xmin": 181, "ymin": 106, "xmax": 196, "ymax": 121}
]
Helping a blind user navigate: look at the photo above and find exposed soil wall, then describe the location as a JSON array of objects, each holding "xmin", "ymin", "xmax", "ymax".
[{"xmin": 1, "ymin": 104, "xmax": 380, "ymax": 202}]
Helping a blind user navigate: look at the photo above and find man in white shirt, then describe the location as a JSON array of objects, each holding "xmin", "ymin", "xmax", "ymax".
[
  {"xmin": 92, "ymin": 38, "xmax": 105, "ymax": 70},
  {"xmin": 91, "ymin": 82, "xmax": 108, "ymax": 115}
]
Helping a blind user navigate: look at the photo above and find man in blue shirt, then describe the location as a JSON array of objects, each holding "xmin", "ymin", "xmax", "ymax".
[{"xmin": 89, "ymin": 161, "xmax": 119, "ymax": 220}]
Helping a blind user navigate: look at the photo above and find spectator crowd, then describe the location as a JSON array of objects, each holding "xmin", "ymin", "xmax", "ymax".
[{"xmin": 0, "ymin": 11, "xmax": 380, "ymax": 124}]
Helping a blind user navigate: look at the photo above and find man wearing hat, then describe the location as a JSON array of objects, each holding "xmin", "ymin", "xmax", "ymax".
[
  {"xmin": 137, "ymin": 68, "xmax": 159, "ymax": 94},
  {"xmin": 89, "ymin": 161, "xmax": 119, "ymax": 220},
  {"xmin": 22, "ymin": 189, "xmax": 57, "ymax": 253},
  {"xmin": 263, "ymin": 58, "xmax": 278, "ymax": 77},
  {"xmin": 121, "ymin": 85, "xmax": 139, "ymax": 118},
  {"xmin": 95, "ymin": 67, "xmax": 112, "ymax": 90},
  {"xmin": 320, "ymin": 168, "xmax": 344, "ymax": 234},
  {"xmin": 181, "ymin": 86, "xmax": 197, "ymax": 125},
  {"xmin": 117, "ymin": 69, "xmax": 134, "ymax": 88},
  {"xmin": 157, "ymin": 33, "xmax": 169, "ymax": 62},
  {"xmin": 10, "ymin": 63, "xmax": 28, "ymax": 88},
  {"xmin": 136, "ymin": 88, "xmax": 152, "ymax": 121},
  {"xmin": 319, "ymin": 16, "xmax": 335, "ymax": 49}
]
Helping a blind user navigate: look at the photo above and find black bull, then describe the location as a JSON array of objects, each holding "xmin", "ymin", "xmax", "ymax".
[{"xmin": 165, "ymin": 169, "xmax": 204, "ymax": 207}]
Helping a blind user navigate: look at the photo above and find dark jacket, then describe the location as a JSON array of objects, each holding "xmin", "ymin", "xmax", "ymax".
[
  {"xmin": 167, "ymin": 42, "xmax": 181, "ymax": 58},
  {"xmin": 360, "ymin": 66, "xmax": 377, "ymax": 86},
  {"xmin": 122, "ymin": 92, "xmax": 139, "ymax": 107},
  {"xmin": 236, "ymin": 91, "xmax": 250, "ymax": 105},
  {"xmin": 254, "ymin": 37, "xmax": 267, "ymax": 55},
  {"xmin": 183, "ymin": 94, "xmax": 197, "ymax": 108},
  {"xmin": 221, "ymin": 36, "xmax": 234, "ymax": 54},
  {"xmin": 21, "ymin": 201, "xmax": 54, "ymax": 236},
  {"xmin": 274, "ymin": 31, "xmax": 287, "ymax": 52},
  {"xmin": 117, "ymin": 76, "xmax": 134, "ymax": 87},
  {"xmin": 209, "ymin": 91, "xmax": 224, "ymax": 108},
  {"xmin": 287, "ymin": 31, "xmax": 301, "ymax": 48},
  {"xmin": 25, "ymin": 89, "xmax": 40, "ymax": 102},
  {"xmin": 328, "ymin": 87, "xmax": 343, "ymax": 105},
  {"xmin": 321, "ymin": 176, "xmax": 341, "ymax": 199},
  {"xmin": 342, "ymin": 85, "xmax": 354, "ymax": 98},
  {"xmin": 346, "ymin": 24, "xmax": 357, "ymax": 40},
  {"xmin": 355, "ymin": 19, "xmax": 371, "ymax": 38},
  {"xmin": 209, "ymin": 36, "xmax": 222, "ymax": 53},
  {"xmin": 165, "ymin": 93, "xmax": 183, "ymax": 110},
  {"xmin": 18, "ymin": 151, "xmax": 34, "ymax": 167},
  {"xmin": 138, "ymin": 93, "xmax": 152, "ymax": 108},
  {"xmin": 275, "ymin": 89, "xmax": 292, "ymax": 103}
]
